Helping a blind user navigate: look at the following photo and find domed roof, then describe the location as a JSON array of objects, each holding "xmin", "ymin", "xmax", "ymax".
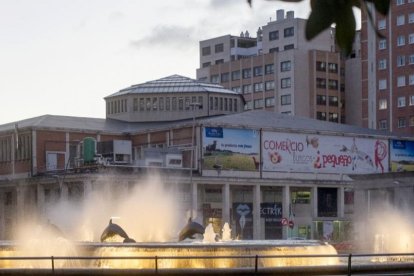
[{"xmin": 105, "ymin": 74, "xmax": 238, "ymax": 98}]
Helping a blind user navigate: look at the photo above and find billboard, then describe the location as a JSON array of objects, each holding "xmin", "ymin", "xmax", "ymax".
[
  {"xmin": 203, "ymin": 127, "xmax": 260, "ymax": 171},
  {"xmin": 262, "ymin": 131, "xmax": 388, "ymax": 174},
  {"xmin": 390, "ymin": 139, "xmax": 414, "ymax": 172}
]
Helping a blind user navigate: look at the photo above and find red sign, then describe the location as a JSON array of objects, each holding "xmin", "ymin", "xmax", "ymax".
[
  {"xmin": 281, "ymin": 218, "xmax": 288, "ymax": 226},
  {"xmin": 288, "ymin": 220, "xmax": 294, "ymax": 229}
]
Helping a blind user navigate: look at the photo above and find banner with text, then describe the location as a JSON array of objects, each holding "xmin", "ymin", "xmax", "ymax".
[
  {"xmin": 203, "ymin": 127, "xmax": 260, "ymax": 171},
  {"xmin": 390, "ymin": 139, "xmax": 414, "ymax": 172},
  {"xmin": 262, "ymin": 131, "xmax": 389, "ymax": 174}
]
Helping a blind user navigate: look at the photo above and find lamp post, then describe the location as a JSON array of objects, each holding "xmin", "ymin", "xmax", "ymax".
[{"xmin": 189, "ymin": 102, "xmax": 201, "ymax": 219}]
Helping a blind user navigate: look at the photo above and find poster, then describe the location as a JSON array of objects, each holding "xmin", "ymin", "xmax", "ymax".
[
  {"xmin": 390, "ymin": 139, "xmax": 414, "ymax": 172},
  {"xmin": 262, "ymin": 131, "xmax": 389, "ymax": 174},
  {"xmin": 203, "ymin": 127, "xmax": 260, "ymax": 171},
  {"xmin": 232, "ymin": 203, "xmax": 253, "ymax": 239}
]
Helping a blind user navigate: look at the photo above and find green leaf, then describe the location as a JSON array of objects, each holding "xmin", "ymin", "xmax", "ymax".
[
  {"xmin": 305, "ymin": 0, "xmax": 335, "ymax": 40},
  {"xmin": 335, "ymin": 4, "xmax": 356, "ymax": 55},
  {"xmin": 365, "ymin": 0, "xmax": 390, "ymax": 15}
]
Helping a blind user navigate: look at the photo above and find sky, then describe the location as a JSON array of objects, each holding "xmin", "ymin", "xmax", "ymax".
[{"xmin": 0, "ymin": 0, "xmax": 314, "ymax": 125}]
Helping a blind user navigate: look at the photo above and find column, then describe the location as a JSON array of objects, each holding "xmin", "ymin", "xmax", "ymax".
[
  {"xmin": 16, "ymin": 186, "xmax": 25, "ymax": 223},
  {"xmin": 192, "ymin": 182, "xmax": 198, "ymax": 219},
  {"xmin": 253, "ymin": 184, "xmax": 261, "ymax": 239},
  {"xmin": 60, "ymin": 180, "xmax": 68, "ymax": 201},
  {"xmin": 311, "ymin": 186, "xmax": 318, "ymax": 239},
  {"xmin": 222, "ymin": 183, "xmax": 230, "ymax": 224},
  {"xmin": 0, "ymin": 192, "xmax": 4, "ymax": 239},
  {"xmin": 84, "ymin": 179, "xmax": 93, "ymax": 199},
  {"xmin": 37, "ymin": 184, "xmax": 45, "ymax": 216},
  {"xmin": 282, "ymin": 185, "xmax": 290, "ymax": 239},
  {"xmin": 338, "ymin": 186, "xmax": 345, "ymax": 218}
]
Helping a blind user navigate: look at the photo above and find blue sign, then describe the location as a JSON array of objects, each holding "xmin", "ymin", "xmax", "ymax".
[
  {"xmin": 393, "ymin": 140, "xmax": 406, "ymax": 149},
  {"xmin": 205, "ymin": 127, "xmax": 223, "ymax": 138}
]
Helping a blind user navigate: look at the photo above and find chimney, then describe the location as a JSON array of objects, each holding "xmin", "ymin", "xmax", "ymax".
[
  {"xmin": 286, "ymin": 11, "xmax": 294, "ymax": 19},
  {"xmin": 276, "ymin": 9, "xmax": 284, "ymax": 21}
]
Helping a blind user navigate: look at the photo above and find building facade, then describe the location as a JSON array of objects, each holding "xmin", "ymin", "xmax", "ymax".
[
  {"xmin": 361, "ymin": 0, "xmax": 414, "ymax": 134},
  {"xmin": 196, "ymin": 9, "xmax": 346, "ymax": 124}
]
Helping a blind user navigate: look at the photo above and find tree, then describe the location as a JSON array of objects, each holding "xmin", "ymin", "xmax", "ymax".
[{"xmin": 247, "ymin": 0, "xmax": 390, "ymax": 55}]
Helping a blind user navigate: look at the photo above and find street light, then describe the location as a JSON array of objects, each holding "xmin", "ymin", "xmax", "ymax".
[{"xmin": 189, "ymin": 102, "xmax": 201, "ymax": 219}]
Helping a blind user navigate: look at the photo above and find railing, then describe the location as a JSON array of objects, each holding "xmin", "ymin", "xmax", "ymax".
[{"xmin": 1, "ymin": 253, "xmax": 414, "ymax": 275}]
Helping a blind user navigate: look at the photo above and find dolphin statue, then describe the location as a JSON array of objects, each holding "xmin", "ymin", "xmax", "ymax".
[
  {"xmin": 100, "ymin": 219, "xmax": 136, "ymax": 243},
  {"xmin": 178, "ymin": 217, "xmax": 205, "ymax": 241}
]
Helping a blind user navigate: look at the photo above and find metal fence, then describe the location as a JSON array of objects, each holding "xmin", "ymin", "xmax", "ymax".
[{"xmin": 1, "ymin": 253, "xmax": 414, "ymax": 275}]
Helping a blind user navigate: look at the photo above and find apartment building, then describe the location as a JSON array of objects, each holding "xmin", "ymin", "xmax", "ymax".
[
  {"xmin": 361, "ymin": 0, "xmax": 414, "ymax": 134},
  {"xmin": 196, "ymin": 9, "xmax": 346, "ymax": 123}
]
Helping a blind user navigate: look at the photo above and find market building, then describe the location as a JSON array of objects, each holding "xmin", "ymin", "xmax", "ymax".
[{"xmin": 0, "ymin": 75, "xmax": 413, "ymax": 246}]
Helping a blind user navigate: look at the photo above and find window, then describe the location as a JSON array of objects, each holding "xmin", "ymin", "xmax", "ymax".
[
  {"xmin": 221, "ymin": 73, "xmax": 229, "ymax": 82},
  {"xmin": 166, "ymin": 97, "xmax": 170, "ymax": 110},
  {"xmin": 269, "ymin": 47, "xmax": 279, "ymax": 53},
  {"xmin": 229, "ymin": 98, "xmax": 233, "ymax": 111},
  {"xmin": 269, "ymin": 30, "xmax": 279, "ymax": 41},
  {"xmin": 280, "ymin": 60, "xmax": 291, "ymax": 72},
  {"xmin": 254, "ymin": 82, "xmax": 264, "ymax": 92},
  {"xmin": 133, "ymin": 98, "xmax": 138, "ymax": 111},
  {"xmin": 329, "ymin": 96, "xmax": 338, "ymax": 106},
  {"xmin": 265, "ymin": 81, "xmax": 275, "ymax": 90},
  {"xmin": 245, "ymin": 101, "xmax": 253, "ymax": 110},
  {"xmin": 398, "ymin": 117, "xmax": 406, "ymax": 128},
  {"xmin": 172, "ymin": 97, "xmax": 177, "ymax": 110},
  {"xmin": 328, "ymin": 79, "xmax": 338, "ymax": 90},
  {"xmin": 397, "ymin": 76, "xmax": 406, "ymax": 87},
  {"xmin": 234, "ymin": 99, "xmax": 238, "ymax": 112},
  {"xmin": 317, "ymin": 112, "xmax": 326, "ymax": 120},
  {"xmin": 265, "ymin": 97, "xmax": 275, "ymax": 107},
  {"xmin": 254, "ymin": 99, "xmax": 264, "ymax": 109},
  {"xmin": 146, "ymin": 98, "xmax": 151, "ymax": 111},
  {"xmin": 397, "ymin": 0, "xmax": 405, "ymax": 5},
  {"xmin": 378, "ymin": 59, "xmax": 387, "ymax": 70},
  {"xmin": 397, "ymin": 15, "xmax": 405, "ymax": 26},
  {"xmin": 211, "ymin": 74, "xmax": 219, "ymax": 83},
  {"xmin": 284, "ymin": 27, "xmax": 294, "ymax": 37},
  {"xmin": 231, "ymin": 70, "xmax": 240, "ymax": 81},
  {"xmin": 159, "ymin": 97, "xmax": 164, "ymax": 110},
  {"xmin": 329, "ymin": 113, "xmax": 338, "ymax": 122},
  {"xmin": 410, "ymin": 74, "xmax": 414, "ymax": 85},
  {"xmin": 410, "ymin": 116, "xmax": 414, "ymax": 127},
  {"xmin": 409, "ymin": 34, "xmax": 414, "ymax": 44},
  {"xmin": 214, "ymin": 97, "xmax": 218, "ymax": 110},
  {"xmin": 316, "ymin": 78, "xmax": 326, "ymax": 88},
  {"xmin": 215, "ymin": 59, "xmax": 224, "ymax": 64},
  {"xmin": 409, "ymin": 54, "xmax": 414, "ymax": 64},
  {"xmin": 284, "ymin": 44, "xmax": 294, "ymax": 50},
  {"xmin": 202, "ymin": 62, "xmax": 211, "ymax": 68},
  {"xmin": 281, "ymin": 94, "xmax": 291, "ymax": 105},
  {"xmin": 219, "ymin": 97, "xmax": 223, "ymax": 110},
  {"xmin": 152, "ymin": 97, "xmax": 158, "ymax": 110},
  {"xmin": 281, "ymin": 78, "xmax": 291, "ymax": 88},
  {"xmin": 397, "ymin": 55, "xmax": 406, "ymax": 66},
  {"xmin": 185, "ymin": 97, "xmax": 190, "ymax": 110},
  {"xmin": 397, "ymin": 35, "xmax": 405, "ymax": 46},
  {"xmin": 253, "ymin": 66, "xmax": 263, "ymax": 77},
  {"xmin": 202, "ymin": 46, "xmax": 211, "ymax": 56},
  {"xmin": 379, "ymin": 119, "xmax": 387, "ymax": 130},
  {"xmin": 410, "ymin": 13, "xmax": 414, "ymax": 23},
  {"xmin": 328, "ymin": 63, "xmax": 338, "ymax": 73},
  {"xmin": 379, "ymin": 79, "xmax": 387, "ymax": 90},
  {"xmin": 316, "ymin": 61, "xmax": 326, "ymax": 71},
  {"xmin": 316, "ymin": 95, "xmax": 326, "ymax": 105},
  {"xmin": 265, "ymin": 64, "xmax": 274, "ymax": 74},
  {"xmin": 242, "ymin": 68, "xmax": 251, "ymax": 79},
  {"xmin": 410, "ymin": 95, "xmax": 414, "ymax": 105},
  {"xmin": 379, "ymin": 39, "xmax": 387, "ymax": 49},
  {"xmin": 398, "ymin": 96, "xmax": 406, "ymax": 107},
  {"xmin": 215, "ymin": 43, "xmax": 224, "ymax": 53},
  {"xmin": 243, "ymin": 84, "xmax": 252, "ymax": 94},
  {"xmin": 378, "ymin": 19, "xmax": 386, "ymax": 29},
  {"xmin": 232, "ymin": 86, "xmax": 241, "ymax": 93},
  {"xmin": 178, "ymin": 97, "xmax": 184, "ymax": 110},
  {"xmin": 379, "ymin": 99, "xmax": 388, "ymax": 110}
]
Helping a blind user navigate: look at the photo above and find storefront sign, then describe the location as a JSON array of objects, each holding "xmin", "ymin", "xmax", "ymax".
[
  {"xmin": 390, "ymin": 139, "xmax": 414, "ymax": 172},
  {"xmin": 262, "ymin": 132, "xmax": 389, "ymax": 174}
]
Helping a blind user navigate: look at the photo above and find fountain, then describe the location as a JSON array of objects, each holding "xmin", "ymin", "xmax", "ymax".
[{"xmin": 0, "ymin": 175, "xmax": 344, "ymax": 271}]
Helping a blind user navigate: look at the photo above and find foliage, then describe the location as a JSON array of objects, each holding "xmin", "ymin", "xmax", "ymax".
[{"xmin": 247, "ymin": 0, "xmax": 390, "ymax": 55}]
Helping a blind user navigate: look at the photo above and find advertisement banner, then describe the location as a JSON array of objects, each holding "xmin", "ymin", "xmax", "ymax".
[
  {"xmin": 203, "ymin": 127, "xmax": 260, "ymax": 171},
  {"xmin": 390, "ymin": 139, "xmax": 414, "ymax": 172},
  {"xmin": 260, "ymin": 203, "xmax": 282, "ymax": 222},
  {"xmin": 262, "ymin": 132, "xmax": 388, "ymax": 174}
]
